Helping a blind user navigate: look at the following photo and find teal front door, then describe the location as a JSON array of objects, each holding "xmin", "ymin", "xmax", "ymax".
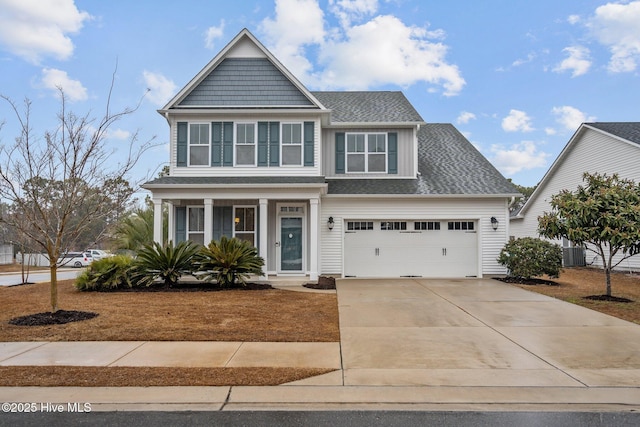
[{"xmin": 280, "ymin": 217, "xmax": 303, "ymax": 271}]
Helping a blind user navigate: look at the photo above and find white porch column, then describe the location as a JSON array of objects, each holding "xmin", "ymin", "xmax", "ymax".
[
  {"xmin": 153, "ymin": 198, "xmax": 163, "ymax": 244},
  {"xmin": 309, "ymin": 198, "xmax": 319, "ymax": 281},
  {"xmin": 259, "ymin": 198, "xmax": 268, "ymax": 280},
  {"xmin": 204, "ymin": 198, "xmax": 213, "ymax": 245},
  {"xmin": 167, "ymin": 202, "xmax": 174, "ymax": 243}
]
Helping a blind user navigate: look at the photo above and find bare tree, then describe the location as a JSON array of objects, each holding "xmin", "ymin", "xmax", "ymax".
[{"xmin": 0, "ymin": 80, "xmax": 154, "ymax": 312}]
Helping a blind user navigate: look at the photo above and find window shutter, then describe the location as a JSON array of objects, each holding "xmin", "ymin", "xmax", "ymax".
[
  {"xmin": 175, "ymin": 206, "xmax": 186, "ymax": 243},
  {"xmin": 257, "ymin": 122, "xmax": 269, "ymax": 166},
  {"xmin": 304, "ymin": 121, "xmax": 314, "ymax": 166},
  {"xmin": 223, "ymin": 122, "xmax": 233, "ymax": 166},
  {"xmin": 335, "ymin": 132, "xmax": 345, "ymax": 174},
  {"xmin": 211, "ymin": 122, "xmax": 222, "ymax": 166},
  {"xmin": 213, "ymin": 206, "xmax": 233, "ymax": 240},
  {"xmin": 176, "ymin": 122, "xmax": 187, "ymax": 167},
  {"xmin": 388, "ymin": 132, "xmax": 398, "ymax": 174},
  {"xmin": 269, "ymin": 122, "xmax": 279, "ymax": 166}
]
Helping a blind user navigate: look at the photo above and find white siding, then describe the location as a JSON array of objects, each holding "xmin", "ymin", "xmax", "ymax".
[
  {"xmin": 511, "ymin": 127, "xmax": 640, "ymax": 271},
  {"xmin": 169, "ymin": 115, "xmax": 322, "ymax": 177},
  {"xmin": 320, "ymin": 197, "xmax": 509, "ymax": 277}
]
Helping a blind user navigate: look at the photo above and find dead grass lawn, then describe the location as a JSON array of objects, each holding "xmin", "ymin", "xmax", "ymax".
[
  {"xmin": 0, "ymin": 279, "xmax": 339, "ymax": 386},
  {"xmin": 511, "ymin": 267, "xmax": 640, "ymax": 325}
]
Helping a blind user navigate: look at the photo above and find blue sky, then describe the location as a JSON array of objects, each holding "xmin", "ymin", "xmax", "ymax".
[{"xmin": 1, "ymin": 0, "xmax": 639, "ymax": 191}]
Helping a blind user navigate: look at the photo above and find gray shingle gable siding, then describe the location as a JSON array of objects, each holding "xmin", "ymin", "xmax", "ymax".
[
  {"xmin": 179, "ymin": 58, "xmax": 314, "ymax": 107},
  {"xmin": 586, "ymin": 122, "xmax": 640, "ymax": 146},
  {"xmin": 327, "ymin": 124, "xmax": 519, "ymax": 195},
  {"xmin": 311, "ymin": 91, "xmax": 424, "ymax": 123}
]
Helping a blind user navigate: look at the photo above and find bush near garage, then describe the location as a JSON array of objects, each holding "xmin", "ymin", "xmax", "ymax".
[
  {"xmin": 497, "ymin": 237, "xmax": 562, "ymax": 279},
  {"xmin": 75, "ymin": 255, "xmax": 136, "ymax": 291}
]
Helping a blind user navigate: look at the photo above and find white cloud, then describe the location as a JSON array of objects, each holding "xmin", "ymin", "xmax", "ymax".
[
  {"xmin": 553, "ymin": 46, "xmax": 591, "ymax": 77},
  {"xmin": 588, "ymin": 1, "xmax": 640, "ymax": 72},
  {"xmin": 567, "ymin": 14, "xmax": 581, "ymax": 25},
  {"xmin": 545, "ymin": 127, "xmax": 557, "ymax": 135},
  {"xmin": 107, "ymin": 128, "xmax": 131, "ymax": 140},
  {"xmin": 0, "ymin": 0, "xmax": 91, "ymax": 64},
  {"xmin": 490, "ymin": 141, "xmax": 549, "ymax": 176},
  {"xmin": 512, "ymin": 52, "xmax": 536, "ymax": 67},
  {"xmin": 551, "ymin": 105, "xmax": 596, "ymax": 131},
  {"xmin": 40, "ymin": 68, "xmax": 87, "ymax": 102},
  {"xmin": 502, "ymin": 109, "xmax": 534, "ymax": 132},
  {"xmin": 330, "ymin": 0, "xmax": 379, "ymax": 28},
  {"xmin": 204, "ymin": 21, "xmax": 225, "ymax": 50},
  {"xmin": 259, "ymin": 0, "xmax": 465, "ymax": 96},
  {"xmin": 457, "ymin": 111, "xmax": 476, "ymax": 124},
  {"xmin": 142, "ymin": 70, "xmax": 177, "ymax": 106}
]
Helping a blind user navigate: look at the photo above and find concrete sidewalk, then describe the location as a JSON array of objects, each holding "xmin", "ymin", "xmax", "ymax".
[{"xmin": 1, "ymin": 278, "xmax": 640, "ymax": 411}]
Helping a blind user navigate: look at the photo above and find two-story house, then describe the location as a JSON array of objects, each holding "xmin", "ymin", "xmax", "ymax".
[{"xmin": 142, "ymin": 29, "xmax": 520, "ymax": 280}]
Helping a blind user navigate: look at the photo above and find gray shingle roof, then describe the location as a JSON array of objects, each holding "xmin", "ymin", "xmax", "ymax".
[
  {"xmin": 312, "ymin": 91, "xmax": 424, "ymax": 123},
  {"xmin": 327, "ymin": 124, "xmax": 520, "ymax": 195},
  {"xmin": 586, "ymin": 122, "xmax": 640, "ymax": 145},
  {"xmin": 178, "ymin": 58, "xmax": 315, "ymax": 107},
  {"xmin": 143, "ymin": 176, "xmax": 326, "ymax": 186}
]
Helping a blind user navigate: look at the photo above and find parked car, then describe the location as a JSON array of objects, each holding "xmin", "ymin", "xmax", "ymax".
[
  {"xmin": 87, "ymin": 249, "xmax": 111, "ymax": 261},
  {"xmin": 58, "ymin": 252, "xmax": 93, "ymax": 268}
]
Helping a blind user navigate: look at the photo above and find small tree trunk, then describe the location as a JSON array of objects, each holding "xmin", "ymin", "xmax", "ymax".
[
  {"xmin": 605, "ymin": 267, "xmax": 612, "ymax": 297},
  {"xmin": 50, "ymin": 263, "xmax": 59, "ymax": 313}
]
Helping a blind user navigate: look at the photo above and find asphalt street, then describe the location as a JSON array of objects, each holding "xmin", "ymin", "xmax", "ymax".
[{"xmin": 1, "ymin": 411, "xmax": 639, "ymax": 427}]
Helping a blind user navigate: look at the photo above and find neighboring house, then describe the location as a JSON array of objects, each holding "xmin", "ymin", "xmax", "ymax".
[
  {"xmin": 510, "ymin": 122, "xmax": 640, "ymax": 271},
  {"xmin": 142, "ymin": 29, "xmax": 519, "ymax": 280}
]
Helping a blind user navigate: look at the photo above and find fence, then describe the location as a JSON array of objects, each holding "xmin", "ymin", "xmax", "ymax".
[{"xmin": 0, "ymin": 244, "xmax": 12, "ymax": 265}]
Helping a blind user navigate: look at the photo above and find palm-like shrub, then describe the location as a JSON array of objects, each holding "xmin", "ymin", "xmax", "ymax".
[
  {"xmin": 197, "ymin": 237, "xmax": 265, "ymax": 288},
  {"xmin": 132, "ymin": 240, "xmax": 200, "ymax": 287},
  {"xmin": 75, "ymin": 255, "xmax": 135, "ymax": 291}
]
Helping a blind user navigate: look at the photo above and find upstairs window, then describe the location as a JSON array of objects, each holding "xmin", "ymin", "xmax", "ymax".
[
  {"xmin": 235, "ymin": 123, "xmax": 256, "ymax": 166},
  {"xmin": 346, "ymin": 133, "xmax": 387, "ymax": 173},
  {"xmin": 281, "ymin": 123, "xmax": 303, "ymax": 166},
  {"xmin": 189, "ymin": 124, "xmax": 209, "ymax": 166}
]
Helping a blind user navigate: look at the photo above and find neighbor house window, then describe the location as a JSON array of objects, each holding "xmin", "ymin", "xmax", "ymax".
[
  {"xmin": 189, "ymin": 124, "xmax": 209, "ymax": 166},
  {"xmin": 346, "ymin": 133, "xmax": 387, "ymax": 173},
  {"xmin": 282, "ymin": 123, "xmax": 303, "ymax": 166},
  {"xmin": 188, "ymin": 207, "xmax": 205, "ymax": 245},
  {"xmin": 235, "ymin": 123, "xmax": 256, "ymax": 166},
  {"xmin": 234, "ymin": 206, "xmax": 256, "ymax": 246}
]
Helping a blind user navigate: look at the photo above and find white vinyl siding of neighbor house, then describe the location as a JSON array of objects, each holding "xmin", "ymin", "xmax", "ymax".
[
  {"xmin": 322, "ymin": 128, "xmax": 416, "ymax": 178},
  {"xmin": 169, "ymin": 116, "xmax": 322, "ymax": 176},
  {"xmin": 510, "ymin": 127, "xmax": 640, "ymax": 271},
  {"xmin": 320, "ymin": 197, "xmax": 510, "ymax": 277}
]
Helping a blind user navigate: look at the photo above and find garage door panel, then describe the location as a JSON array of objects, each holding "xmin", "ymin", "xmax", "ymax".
[{"xmin": 344, "ymin": 220, "xmax": 477, "ymax": 278}]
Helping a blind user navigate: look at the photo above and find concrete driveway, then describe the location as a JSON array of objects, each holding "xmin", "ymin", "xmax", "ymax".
[{"xmin": 337, "ymin": 278, "xmax": 640, "ymax": 388}]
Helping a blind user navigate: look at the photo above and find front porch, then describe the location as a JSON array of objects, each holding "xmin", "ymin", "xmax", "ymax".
[{"xmin": 146, "ymin": 181, "xmax": 326, "ymax": 280}]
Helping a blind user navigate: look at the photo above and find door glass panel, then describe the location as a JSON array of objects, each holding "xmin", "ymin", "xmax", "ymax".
[{"xmin": 281, "ymin": 217, "xmax": 302, "ymax": 271}]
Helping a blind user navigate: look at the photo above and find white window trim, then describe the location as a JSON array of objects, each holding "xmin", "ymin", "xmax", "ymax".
[
  {"xmin": 345, "ymin": 132, "xmax": 387, "ymax": 173},
  {"xmin": 187, "ymin": 205, "xmax": 205, "ymax": 242},
  {"xmin": 187, "ymin": 123, "xmax": 210, "ymax": 167},
  {"xmin": 280, "ymin": 122, "xmax": 303, "ymax": 167},
  {"xmin": 233, "ymin": 205, "xmax": 257, "ymax": 246},
  {"xmin": 234, "ymin": 122, "xmax": 257, "ymax": 167}
]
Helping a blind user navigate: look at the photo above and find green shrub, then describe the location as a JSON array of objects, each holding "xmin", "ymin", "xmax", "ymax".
[
  {"xmin": 75, "ymin": 255, "xmax": 135, "ymax": 291},
  {"xmin": 131, "ymin": 240, "xmax": 201, "ymax": 287},
  {"xmin": 196, "ymin": 236, "xmax": 265, "ymax": 288},
  {"xmin": 497, "ymin": 237, "xmax": 562, "ymax": 279}
]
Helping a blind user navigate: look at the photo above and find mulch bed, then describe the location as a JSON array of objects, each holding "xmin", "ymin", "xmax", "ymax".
[
  {"xmin": 9, "ymin": 310, "xmax": 98, "ymax": 326},
  {"xmin": 304, "ymin": 276, "xmax": 336, "ymax": 290},
  {"xmin": 495, "ymin": 276, "xmax": 558, "ymax": 286},
  {"xmin": 584, "ymin": 294, "xmax": 633, "ymax": 303},
  {"xmin": 99, "ymin": 282, "xmax": 273, "ymax": 292}
]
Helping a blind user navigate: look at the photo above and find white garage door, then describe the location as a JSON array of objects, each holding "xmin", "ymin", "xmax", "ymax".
[{"xmin": 344, "ymin": 220, "xmax": 477, "ymax": 278}]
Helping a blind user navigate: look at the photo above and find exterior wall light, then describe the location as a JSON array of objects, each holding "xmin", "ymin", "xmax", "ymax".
[
  {"xmin": 327, "ymin": 216, "xmax": 334, "ymax": 230},
  {"xmin": 490, "ymin": 216, "xmax": 499, "ymax": 231}
]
